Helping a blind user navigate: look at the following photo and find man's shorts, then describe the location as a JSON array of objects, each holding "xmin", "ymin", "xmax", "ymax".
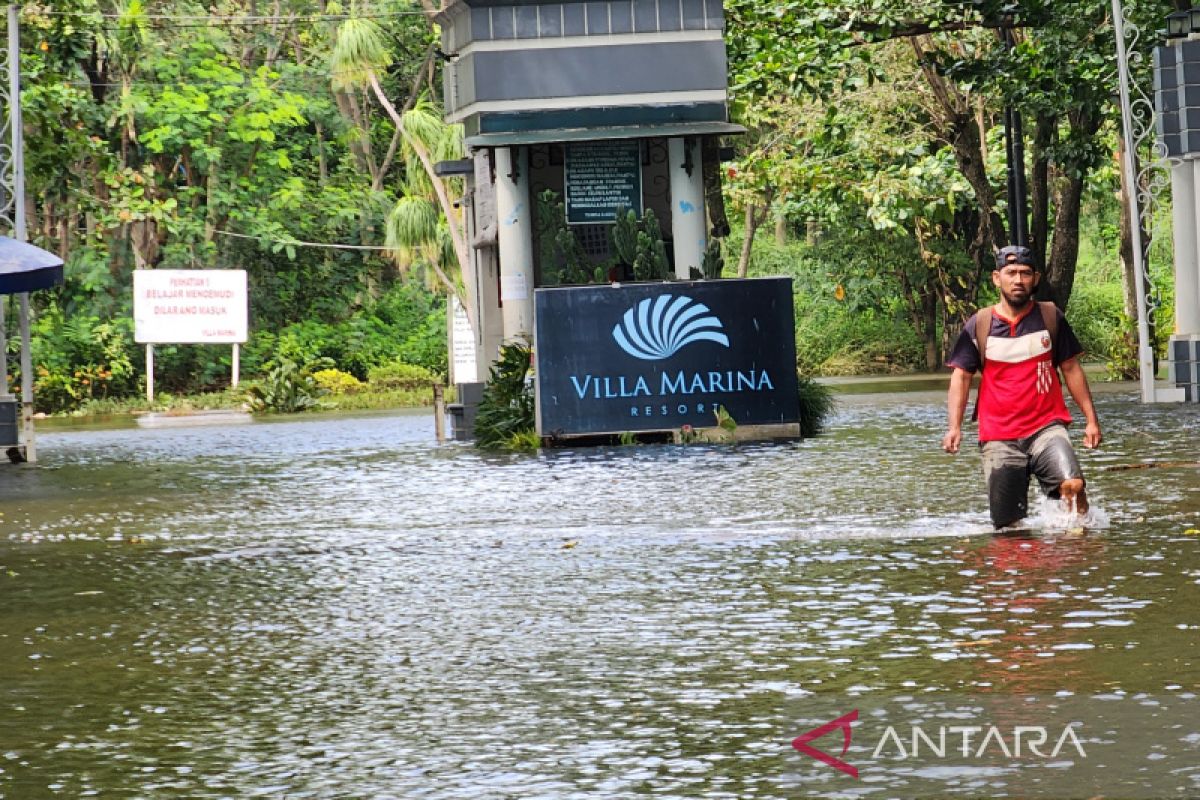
[{"xmin": 980, "ymin": 422, "xmax": 1083, "ymax": 529}]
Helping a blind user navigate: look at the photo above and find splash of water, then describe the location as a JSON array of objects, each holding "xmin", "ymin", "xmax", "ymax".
[{"xmin": 1029, "ymin": 494, "xmax": 1110, "ymax": 531}]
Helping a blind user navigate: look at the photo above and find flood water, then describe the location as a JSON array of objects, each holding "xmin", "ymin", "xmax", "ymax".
[{"xmin": 2, "ymin": 387, "xmax": 1199, "ymax": 798}]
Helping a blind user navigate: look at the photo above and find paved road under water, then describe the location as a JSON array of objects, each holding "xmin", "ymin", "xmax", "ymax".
[{"xmin": 1, "ymin": 388, "xmax": 1199, "ymax": 798}]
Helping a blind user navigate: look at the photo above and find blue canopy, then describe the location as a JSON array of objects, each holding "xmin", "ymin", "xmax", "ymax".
[{"xmin": 0, "ymin": 236, "xmax": 64, "ymax": 294}]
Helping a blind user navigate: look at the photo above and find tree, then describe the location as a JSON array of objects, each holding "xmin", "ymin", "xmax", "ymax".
[
  {"xmin": 724, "ymin": 0, "xmax": 1168, "ymax": 315},
  {"xmin": 331, "ymin": 15, "xmax": 470, "ymax": 309}
]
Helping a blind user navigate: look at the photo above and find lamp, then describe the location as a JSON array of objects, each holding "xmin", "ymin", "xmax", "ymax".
[
  {"xmin": 1189, "ymin": 7, "xmax": 1200, "ymax": 35},
  {"xmin": 1167, "ymin": 10, "xmax": 1189, "ymax": 37}
]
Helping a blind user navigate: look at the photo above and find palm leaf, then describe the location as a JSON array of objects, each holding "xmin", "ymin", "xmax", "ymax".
[
  {"xmin": 331, "ymin": 17, "xmax": 393, "ymax": 90},
  {"xmin": 385, "ymin": 196, "xmax": 439, "ymax": 265}
]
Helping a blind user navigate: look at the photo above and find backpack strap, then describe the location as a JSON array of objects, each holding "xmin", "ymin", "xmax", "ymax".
[
  {"xmin": 975, "ymin": 307, "xmax": 992, "ymax": 372},
  {"xmin": 1038, "ymin": 301, "xmax": 1058, "ymax": 363},
  {"xmin": 970, "ymin": 307, "xmax": 992, "ymax": 422}
]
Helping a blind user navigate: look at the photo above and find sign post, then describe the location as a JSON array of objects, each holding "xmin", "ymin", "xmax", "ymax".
[
  {"xmin": 146, "ymin": 344, "xmax": 154, "ymax": 402},
  {"xmin": 134, "ymin": 269, "xmax": 249, "ymax": 400}
]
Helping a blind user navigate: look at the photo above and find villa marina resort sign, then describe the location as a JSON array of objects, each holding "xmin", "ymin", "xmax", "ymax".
[{"xmin": 534, "ymin": 278, "xmax": 800, "ymax": 436}]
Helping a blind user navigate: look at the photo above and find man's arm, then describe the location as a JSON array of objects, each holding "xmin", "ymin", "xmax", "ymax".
[
  {"xmin": 942, "ymin": 368, "xmax": 973, "ymax": 453},
  {"xmin": 1059, "ymin": 356, "xmax": 1102, "ymax": 448}
]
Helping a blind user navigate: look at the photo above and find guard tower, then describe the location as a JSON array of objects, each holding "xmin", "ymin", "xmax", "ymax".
[
  {"xmin": 438, "ymin": 0, "xmax": 741, "ymax": 352},
  {"xmin": 438, "ymin": 1, "xmax": 799, "ymax": 441}
]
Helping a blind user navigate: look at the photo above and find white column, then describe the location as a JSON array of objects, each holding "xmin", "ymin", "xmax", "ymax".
[
  {"xmin": 232, "ymin": 343, "xmax": 240, "ymax": 388},
  {"xmin": 1182, "ymin": 160, "xmax": 1200, "ymax": 335},
  {"xmin": 668, "ymin": 137, "xmax": 706, "ymax": 279},
  {"xmin": 494, "ymin": 146, "xmax": 533, "ymax": 341}
]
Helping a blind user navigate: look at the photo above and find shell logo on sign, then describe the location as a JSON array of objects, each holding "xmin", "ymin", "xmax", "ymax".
[{"xmin": 611, "ymin": 294, "xmax": 729, "ymax": 361}]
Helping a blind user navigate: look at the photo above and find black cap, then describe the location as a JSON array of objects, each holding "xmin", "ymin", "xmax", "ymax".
[{"xmin": 996, "ymin": 245, "xmax": 1034, "ymax": 269}]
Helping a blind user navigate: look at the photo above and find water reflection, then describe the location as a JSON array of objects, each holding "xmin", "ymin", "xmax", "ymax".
[{"xmin": 2, "ymin": 393, "xmax": 1199, "ymax": 797}]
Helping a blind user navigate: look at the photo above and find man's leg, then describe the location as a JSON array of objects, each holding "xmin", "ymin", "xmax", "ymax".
[
  {"xmin": 1059, "ymin": 478, "xmax": 1089, "ymax": 515},
  {"xmin": 981, "ymin": 440, "xmax": 1031, "ymax": 529},
  {"xmin": 1028, "ymin": 423, "xmax": 1088, "ymax": 515}
]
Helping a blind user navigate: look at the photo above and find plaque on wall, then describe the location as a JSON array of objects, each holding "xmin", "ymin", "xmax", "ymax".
[{"xmin": 564, "ymin": 141, "xmax": 643, "ymax": 224}]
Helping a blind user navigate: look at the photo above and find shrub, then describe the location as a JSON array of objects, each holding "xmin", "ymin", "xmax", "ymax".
[
  {"xmin": 240, "ymin": 279, "xmax": 448, "ymax": 380},
  {"xmin": 797, "ymin": 374, "xmax": 835, "ymax": 437},
  {"xmin": 312, "ymin": 368, "xmax": 364, "ymax": 395},
  {"xmin": 475, "ymin": 342, "xmax": 536, "ymax": 449},
  {"xmin": 245, "ymin": 359, "xmax": 331, "ymax": 413},
  {"xmin": 29, "ymin": 303, "xmax": 137, "ymax": 413},
  {"xmin": 367, "ymin": 361, "xmax": 439, "ymax": 390},
  {"xmin": 1065, "ymin": 282, "xmax": 1126, "ymax": 365}
]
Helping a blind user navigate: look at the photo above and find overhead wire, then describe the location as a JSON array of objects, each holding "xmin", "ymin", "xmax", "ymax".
[
  {"xmin": 70, "ymin": 188, "xmax": 397, "ymax": 253},
  {"xmin": 211, "ymin": 227, "xmax": 388, "ymax": 250},
  {"xmin": 37, "ymin": 9, "xmax": 429, "ymax": 22}
]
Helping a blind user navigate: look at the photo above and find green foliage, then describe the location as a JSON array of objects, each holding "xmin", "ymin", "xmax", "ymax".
[
  {"xmin": 611, "ymin": 209, "xmax": 640, "ymax": 267},
  {"xmin": 28, "ymin": 304, "xmax": 137, "ymax": 413},
  {"xmin": 367, "ymin": 361, "xmax": 439, "ymax": 391},
  {"xmin": 701, "ymin": 240, "xmax": 725, "ymax": 280},
  {"xmin": 244, "ymin": 279, "xmax": 447, "ymax": 380},
  {"xmin": 797, "ymin": 375, "xmax": 835, "ymax": 438},
  {"xmin": 535, "ymin": 190, "xmax": 594, "ymax": 286},
  {"xmin": 474, "ymin": 342, "xmax": 536, "ymax": 450},
  {"xmin": 611, "ymin": 207, "xmax": 670, "ymax": 281},
  {"xmin": 18, "ymin": 1, "xmax": 443, "ymax": 409},
  {"xmin": 244, "ymin": 359, "xmax": 331, "ymax": 414},
  {"xmin": 638, "ymin": 209, "xmax": 670, "ymax": 281},
  {"xmin": 69, "ymin": 387, "xmax": 245, "ymax": 418},
  {"xmin": 506, "ymin": 429, "xmax": 543, "ymax": 451},
  {"xmin": 746, "ymin": 233, "xmax": 926, "ymax": 374},
  {"xmin": 312, "ymin": 368, "xmax": 364, "ymax": 395},
  {"xmin": 1064, "ymin": 282, "xmax": 1128, "ymax": 370},
  {"xmin": 714, "ymin": 405, "xmax": 737, "ymax": 433}
]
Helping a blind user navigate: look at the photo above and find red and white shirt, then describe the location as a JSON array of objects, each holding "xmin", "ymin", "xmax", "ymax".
[{"xmin": 946, "ymin": 304, "xmax": 1084, "ymax": 442}]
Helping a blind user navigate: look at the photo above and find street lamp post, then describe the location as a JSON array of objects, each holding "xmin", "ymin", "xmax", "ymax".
[
  {"xmin": 1111, "ymin": 0, "xmax": 1163, "ymax": 403},
  {"xmin": 1002, "ymin": 24, "xmax": 1029, "ymax": 249}
]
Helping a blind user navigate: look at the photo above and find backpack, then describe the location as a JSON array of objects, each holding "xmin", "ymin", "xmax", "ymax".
[{"xmin": 970, "ymin": 301, "xmax": 1059, "ymax": 422}]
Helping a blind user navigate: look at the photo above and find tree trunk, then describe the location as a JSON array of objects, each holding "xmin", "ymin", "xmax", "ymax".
[
  {"xmin": 898, "ymin": 239, "xmax": 942, "ymax": 371},
  {"xmin": 912, "ymin": 35, "xmax": 1007, "ymax": 277},
  {"xmin": 922, "ymin": 288, "xmax": 939, "ymax": 371},
  {"xmin": 775, "ymin": 212, "xmax": 787, "ymax": 246},
  {"xmin": 1042, "ymin": 107, "xmax": 1103, "ymax": 310},
  {"xmin": 947, "ymin": 115, "xmax": 1008, "ymax": 293},
  {"xmin": 1042, "ymin": 170, "xmax": 1084, "ymax": 310},
  {"xmin": 736, "ymin": 193, "xmax": 772, "ymax": 278},
  {"xmin": 333, "ymin": 90, "xmax": 372, "ymax": 175}
]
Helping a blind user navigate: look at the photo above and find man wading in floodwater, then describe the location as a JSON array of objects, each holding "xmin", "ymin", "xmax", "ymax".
[{"xmin": 942, "ymin": 245, "xmax": 1102, "ymax": 529}]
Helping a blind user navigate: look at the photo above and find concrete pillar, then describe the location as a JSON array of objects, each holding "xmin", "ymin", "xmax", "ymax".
[
  {"xmin": 1181, "ymin": 160, "xmax": 1200, "ymax": 335},
  {"xmin": 476, "ymin": 247, "xmax": 505, "ymax": 368},
  {"xmin": 494, "ymin": 146, "xmax": 533, "ymax": 341},
  {"xmin": 668, "ymin": 137, "xmax": 706, "ymax": 279},
  {"xmin": 460, "ymin": 150, "xmax": 504, "ymax": 378}
]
